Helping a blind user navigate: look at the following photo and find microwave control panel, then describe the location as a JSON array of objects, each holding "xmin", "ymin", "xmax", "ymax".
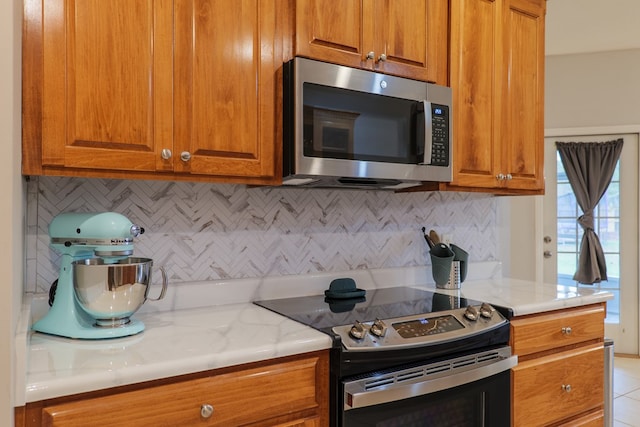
[{"xmin": 430, "ymin": 104, "xmax": 450, "ymax": 166}]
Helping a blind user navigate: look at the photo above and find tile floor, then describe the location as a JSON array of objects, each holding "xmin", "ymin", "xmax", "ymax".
[{"xmin": 614, "ymin": 356, "xmax": 640, "ymax": 426}]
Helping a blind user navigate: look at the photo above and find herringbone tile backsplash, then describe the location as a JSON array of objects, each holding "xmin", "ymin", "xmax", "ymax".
[{"xmin": 25, "ymin": 176, "xmax": 498, "ymax": 293}]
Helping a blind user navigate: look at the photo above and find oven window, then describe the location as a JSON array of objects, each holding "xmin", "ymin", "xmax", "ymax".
[
  {"xmin": 342, "ymin": 370, "xmax": 510, "ymax": 427},
  {"xmin": 302, "ymin": 83, "xmax": 424, "ymax": 164}
]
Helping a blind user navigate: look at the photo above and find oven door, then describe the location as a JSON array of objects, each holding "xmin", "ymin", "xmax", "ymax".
[{"xmin": 341, "ymin": 347, "xmax": 517, "ymax": 427}]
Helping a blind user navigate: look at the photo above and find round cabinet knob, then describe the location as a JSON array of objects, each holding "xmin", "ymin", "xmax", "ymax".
[
  {"xmin": 562, "ymin": 384, "xmax": 572, "ymax": 393},
  {"xmin": 496, "ymin": 173, "xmax": 505, "ymax": 181},
  {"xmin": 180, "ymin": 151, "xmax": 192, "ymax": 162},
  {"xmin": 378, "ymin": 53, "xmax": 387, "ymax": 62},
  {"xmin": 160, "ymin": 148, "xmax": 172, "ymax": 160},
  {"xmin": 200, "ymin": 403, "xmax": 214, "ymax": 419},
  {"xmin": 506, "ymin": 173, "xmax": 513, "ymax": 180},
  {"xmin": 543, "ymin": 250, "xmax": 553, "ymax": 259},
  {"xmin": 366, "ymin": 51, "xmax": 375, "ymax": 60},
  {"xmin": 561, "ymin": 326, "xmax": 572, "ymax": 335}
]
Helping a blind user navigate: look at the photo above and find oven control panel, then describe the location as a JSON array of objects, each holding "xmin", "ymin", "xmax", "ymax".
[
  {"xmin": 393, "ymin": 314, "xmax": 464, "ymax": 339},
  {"xmin": 332, "ymin": 303, "xmax": 507, "ymax": 351}
]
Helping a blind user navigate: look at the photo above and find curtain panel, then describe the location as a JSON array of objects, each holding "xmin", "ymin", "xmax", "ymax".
[{"xmin": 556, "ymin": 138, "xmax": 623, "ymax": 284}]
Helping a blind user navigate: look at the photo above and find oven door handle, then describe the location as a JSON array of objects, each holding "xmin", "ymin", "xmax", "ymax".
[{"xmin": 344, "ymin": 355, "xmax": 517, "ymax": 410}]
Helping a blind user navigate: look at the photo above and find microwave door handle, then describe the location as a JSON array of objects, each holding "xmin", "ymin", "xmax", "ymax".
[{"xmin": 420, "ymin": 100, "xmax": 433, "ymax": 165}]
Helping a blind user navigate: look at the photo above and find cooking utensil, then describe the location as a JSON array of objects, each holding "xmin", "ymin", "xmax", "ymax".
[
  {"xmin": 429, "ymin": 229, "xmax": 441, "ymax": 245},
  {"xmin": 421, "ymin": 227, "xmax": 435, "ymax": 249}
]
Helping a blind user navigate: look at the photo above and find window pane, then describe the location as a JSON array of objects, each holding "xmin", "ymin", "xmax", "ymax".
[
  {"xmin": 557, "ymin": 183, "xmax": 577, "ymax": 216},
  {"xmin": 557, "ymin": 218, "xmax": 578, "ymax": 252},
  {"xmin": 557, "ymin": 252, "xmax": 577, "ymax": 278},
  {"xmin": 605, "ymin": 253, "xmax": 620, "ymax": 281},
  {"xmin": 557, "ymin": 152, "xmax": 568, "ymax": 182},
  {"xmin": 599, "ymin": 217, "xmax": 619, "ymax": 252},
  {"xmin": 599, "ymin": 182, "xmax": 619, "ymax": 217},
  {"xmin": 605, "ymin": 290, "xmax": 620, "ymax": 323}
]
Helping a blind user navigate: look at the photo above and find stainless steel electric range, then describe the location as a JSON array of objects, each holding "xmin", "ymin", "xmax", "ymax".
[{"xmin": 255, "ymin": 286, "xmax": 516, "ymax": 427}]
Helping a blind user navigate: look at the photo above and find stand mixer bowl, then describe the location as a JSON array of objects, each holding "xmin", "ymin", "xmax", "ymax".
[{"xmin": 73, "ymin": 257, "xmax": 167, "ymax": 327}]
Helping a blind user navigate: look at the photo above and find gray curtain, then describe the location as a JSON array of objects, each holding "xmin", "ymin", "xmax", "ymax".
[{"xmin": 556, "ymin": 138, "xmax": 623, "ymax": 284}]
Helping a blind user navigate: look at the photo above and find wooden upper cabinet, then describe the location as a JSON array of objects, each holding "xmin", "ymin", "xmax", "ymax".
[
  {"xmin": 23, "ymin": 0, "xmax": 283, "ymax": 184},
  {"xmin": 501, "ymin": 0, "xmax": 546, "ymax": 192},
  {"xmin": 295, "ymin": 0, "xmax": 448, "ymax": 84},
  {"xmin": 447, "ymin": 0, "xmax": 545, "ymax": 194},
  {"xmin": 173, "ymin": 0, "xmax": 280, "ymax": 179},
  {"xmin": 39, "ymin": 0, "xmax": 173, "ymax": 173}
]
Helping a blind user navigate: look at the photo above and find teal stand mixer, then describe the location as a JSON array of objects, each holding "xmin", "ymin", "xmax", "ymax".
[{"xmin": 32, "ymin": 212, "xmax": 165, "ymax": 339}]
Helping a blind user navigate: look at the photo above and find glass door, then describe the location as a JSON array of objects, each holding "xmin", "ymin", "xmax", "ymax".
[{"xmin": 543, "ymin": 133, "xmax": 638, "ymax": 354}]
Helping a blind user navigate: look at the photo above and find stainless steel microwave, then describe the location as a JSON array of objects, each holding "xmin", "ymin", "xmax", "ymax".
[{"xmin": 282, "ymin": 57, "xmax": 453, "ymax": 190}]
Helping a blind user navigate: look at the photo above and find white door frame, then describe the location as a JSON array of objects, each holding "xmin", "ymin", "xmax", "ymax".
[{"xmin": 543, "ymin": 125, "xmax": 640, "ymax": 355}]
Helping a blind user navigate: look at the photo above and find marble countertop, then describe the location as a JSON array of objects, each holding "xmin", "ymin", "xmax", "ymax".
[
  {"xmin": 20, "ymin": 299, "xmax": 333, "ymax": 404},
  {"xmin": 16, "ymin": 263, "xmax": 614, "ymax": 406},
  {"xmin": 414, "ymin": 277, "xmax": 614, "ymax": 317}
]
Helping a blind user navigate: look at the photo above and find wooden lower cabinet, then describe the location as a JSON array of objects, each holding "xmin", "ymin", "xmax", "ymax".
[
  {"xmin": 510, "ymin": 304, "xmax": 606, "ymax": 427},
  {"xmin": 17, "ymin": 351, "xmax": 329, "ymax": 427}
]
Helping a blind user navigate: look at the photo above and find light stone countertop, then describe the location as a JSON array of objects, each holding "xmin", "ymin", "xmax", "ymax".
[
  {"xmin": 22, "ymin": 299, "xmax": 333, "ymax": 404},
  {"xmin": 16, "ymin": 262, "xmax": 614, "ymax": 405},
  {"xmin": 413, "ymin": 276, "xmax": 614, "ymax": 317}
]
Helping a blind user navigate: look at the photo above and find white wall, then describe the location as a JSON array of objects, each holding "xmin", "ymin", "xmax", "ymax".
[
  {"xmin": 546, "ymin": 49, "xmax": 640, "ymax": 129},
  {"xmin": 545, "ymin": 0, "xmax": 640, "ymax": 56},
  {"xmin": 0, "ymin": 0, "xmax": 23, "ymax": 424}
]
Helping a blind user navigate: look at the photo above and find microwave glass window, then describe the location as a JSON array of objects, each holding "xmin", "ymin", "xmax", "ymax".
[{"xmin": 302, "ymin": 83, "xmax": 424, "ymax": 164}]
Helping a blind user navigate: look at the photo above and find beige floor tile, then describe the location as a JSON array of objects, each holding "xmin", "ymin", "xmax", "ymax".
[
  {"xmin": 614, "ymin": 396, "xmax": 640, "ymax": 426},
  {"xmin": 614, "ymin": 357, "xmax": 640, "ymax": 426},
  {"xmin": 626, "ymin": 388, "xmax": 640, "ymax": 401},
  {"xmin": 615, "ymin": 357, "xmax": 640, "ymax": 379},
  {"xmin": 614, "ymin": 371, "xmax": 640, "ymax": 396}
]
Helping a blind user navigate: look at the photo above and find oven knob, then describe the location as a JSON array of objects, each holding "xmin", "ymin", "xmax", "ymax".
[
  {"xmin": 464, "ymin": 306, "xmax": 479, "ymax": 321},
  {"xmin": 370, "ymin": 318, "xmax": 387, "ymax": 338},
  {"xmin": 479, "ymin": 303, "xmax": 494, "ymax": 319},
  {"xmin": 349, "ymin": 321, "xmax": 367, "ymax": 340}
]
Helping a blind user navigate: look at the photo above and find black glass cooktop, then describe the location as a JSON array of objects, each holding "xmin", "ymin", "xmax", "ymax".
[{"xmin": 254, "ymin": 287, "xmax": 480, "ymax": 334}]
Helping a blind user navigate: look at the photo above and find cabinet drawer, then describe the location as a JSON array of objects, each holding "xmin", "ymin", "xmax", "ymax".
[
  {"xmin": 510, "ymin": 304, "xmax": 605, "ymax": 357},
  {"xmin": 512, "ymin": 343, "xmax": 604, "ymax": 427},
  {"xmin": 557, "ymin": 408, "xmax": 604, "ymax": 427},
  {"xmin": 41, "ymin": 354, "xmax": 326, "ymax": 426}
]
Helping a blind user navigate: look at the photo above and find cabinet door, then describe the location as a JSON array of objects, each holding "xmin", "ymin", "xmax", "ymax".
[
  {"xmin": 448, "ymin": 0, "xmax": 545, "ymax": 193},
  {"xmin": 449, "ymin": 0, "xmax": 502, "ymax": 189},
  {"xmin": 295, "ymin": 0, "xmax": 448, "ymax": 84},
  {"xmin": 512, "ymin": 343, "xmax": 604, "ymax": 427},
  {"xmin": 501, "ymin": 0, "xmax": 545, "ymax": 191},
  {"xmin": 41, "ymin": 0, "xmax": 173, "ymax": 173},
  {"xmin": 295, "ymin": 0, "xmax": 371, "ymax": 69},
  {"xmin": 174, "ymin": 0, "xmax": 280, "ymax": 180},
  {"xmin": 373, "ymin": 0, "xmax": 448, "ymax": 84}
]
